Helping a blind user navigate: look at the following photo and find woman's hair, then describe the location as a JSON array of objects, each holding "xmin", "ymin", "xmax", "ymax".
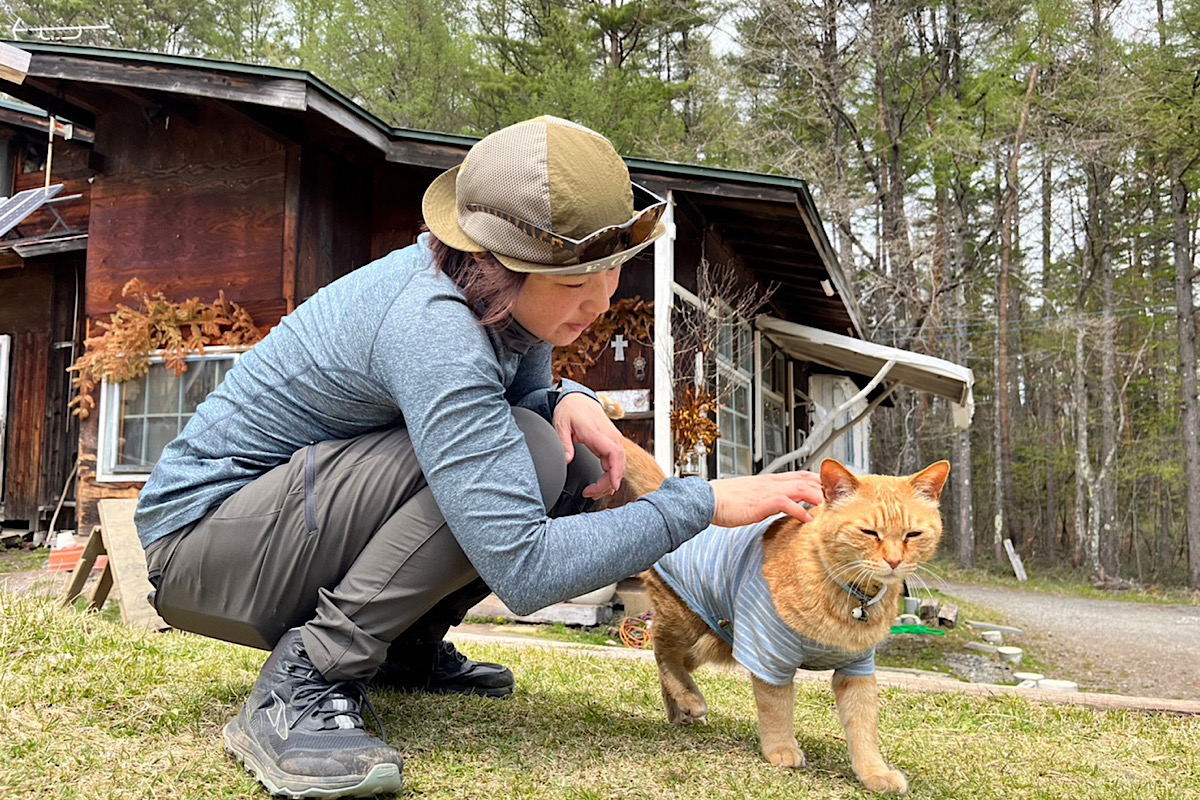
[{"xmin": 427, "ymin": 231, "xmax": 526, "ymax": 329}]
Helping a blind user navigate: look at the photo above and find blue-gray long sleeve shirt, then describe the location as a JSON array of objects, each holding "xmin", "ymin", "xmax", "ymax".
[{"xmin": 134, "ymin": 234, "xmax": 714, "ymax": 614}]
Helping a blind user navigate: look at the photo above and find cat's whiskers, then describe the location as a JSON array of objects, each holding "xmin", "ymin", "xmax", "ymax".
[
  {"xmin": 827, "ymin": 561, "xmax": 876, "ymax": 592},
  {"xmin": 906, "ymin": 572, "xmax": 936, "ymax": 604},
  {"xmin": 913, "ymin": 564, "xmax": 949, "ymax": 591}
]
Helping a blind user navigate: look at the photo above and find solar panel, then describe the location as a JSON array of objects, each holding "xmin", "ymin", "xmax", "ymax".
[{"xmin": 0, "ymin": 184, "xmax": 64, "ymax": 239}]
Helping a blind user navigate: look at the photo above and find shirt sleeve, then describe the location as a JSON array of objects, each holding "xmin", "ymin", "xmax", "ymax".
[{"xmin": 368, "ymin": 278, "xmax": 714, "ymax": 615}]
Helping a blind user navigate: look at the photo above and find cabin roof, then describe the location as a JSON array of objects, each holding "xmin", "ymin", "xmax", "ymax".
[{"xmin": 2, "ymin": 40, "xmax": 865, "ymax": 338}]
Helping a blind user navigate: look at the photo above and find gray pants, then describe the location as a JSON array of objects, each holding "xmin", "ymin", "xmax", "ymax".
[{"xmin": 145, "ymin": 407, "xmax": 600, "ymax": 681}]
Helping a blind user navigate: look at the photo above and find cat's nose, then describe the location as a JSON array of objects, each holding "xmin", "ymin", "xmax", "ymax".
[{"xmin": 885, "ymin": 558, "xmax": 902, "ymax": 570}]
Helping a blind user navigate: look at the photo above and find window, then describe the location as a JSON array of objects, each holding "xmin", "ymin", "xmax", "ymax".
[
  {"xmin": 716, "ymin": 316, "xmax": 754, "ymax": 477},
  {"xmin": 759, "ymin": 337, "xmax": 789, "ymax": 469},
  {"xmin": 20, "ymin": 138, "xmax": 47, "ymax": 174},
  {"xmin": 97, "ymin": 351, "xmax": 240, "ymax": 481},
  {"xmin": 762, "ymin": 395, "xmax": 788, "ymax": 468},
  {"xmin": 717, "ymin": 369, "xmax": 752, "ymax": 476}
]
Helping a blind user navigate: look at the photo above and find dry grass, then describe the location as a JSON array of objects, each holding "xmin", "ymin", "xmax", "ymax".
[{"xmin": 2, "ymin": 590, "xmax": 1198, "ymax": 800}]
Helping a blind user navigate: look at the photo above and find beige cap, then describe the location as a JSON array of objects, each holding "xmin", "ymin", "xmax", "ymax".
[{"xmin": 422, "ymin": 116, "xmax": 665, "ymax": 275}]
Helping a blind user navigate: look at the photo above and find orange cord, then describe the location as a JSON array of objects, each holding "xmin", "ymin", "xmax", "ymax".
[{"xmin": 617, "ymin": 615, "xmax": 652, "ymax": 649}]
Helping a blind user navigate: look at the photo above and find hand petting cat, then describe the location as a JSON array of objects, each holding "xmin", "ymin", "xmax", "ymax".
[{"xmin": 710, "ymin": 470, "xmax": 823, "ymax": 526}]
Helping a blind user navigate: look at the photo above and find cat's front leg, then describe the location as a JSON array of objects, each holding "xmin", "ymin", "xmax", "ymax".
[
  {"xmin": 655, "ymin": 651, "xmax": 709, "ymax": 724},
  {"xmin": 750, "ymin": 677, "xmax": 806, "ymax": 768},
  {"xmin": 832, "ymin": 673, "xmax": 908, "ymax": 794}
]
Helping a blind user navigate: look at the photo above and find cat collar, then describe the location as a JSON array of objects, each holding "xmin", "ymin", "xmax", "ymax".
[{"xmin": 831, "ymin": 578, "xmax": 889, "ymax": 623}]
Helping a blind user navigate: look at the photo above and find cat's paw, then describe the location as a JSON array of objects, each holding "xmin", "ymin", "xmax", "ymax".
[
  {"xmin": 667, "ymin": 700, "xmax": 700, "ymax": 724},
  {"xmin": 858, "ymin": 767, "xmax": 908, "ymax": 794},
  {"xmin": 665, "ymin": 696, "xmax": 708, "ymax": 725},
  {"xmin": 762, "ymin": 743, "xmax": 807, "ymax": 769}
]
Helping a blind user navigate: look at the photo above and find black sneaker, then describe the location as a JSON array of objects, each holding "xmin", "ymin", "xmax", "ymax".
[
  {"xmin": 223, "ymin": 629, "xmax": 403, "ymax": 798},
  {"xmin": 372, "ymin": 640, "xmax": 514, "ymax": 699}
]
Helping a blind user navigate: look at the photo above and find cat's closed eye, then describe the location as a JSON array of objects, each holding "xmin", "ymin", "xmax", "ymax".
[
  {"xmin": 906, "ymin": 531, "xmax": 923, "ymax": 539},
  {"xmin": 860, "ymin": 529, "xmax": 880, "ymax": 539}
]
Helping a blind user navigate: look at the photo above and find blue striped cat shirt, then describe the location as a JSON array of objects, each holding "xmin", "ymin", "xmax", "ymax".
[{"xmin": 652, "ymin": 517, "xmax": 876, "ymax": 686}]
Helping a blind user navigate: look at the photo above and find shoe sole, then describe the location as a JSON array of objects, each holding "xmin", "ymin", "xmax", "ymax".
[
  {"xmin": 426, "ymin": 683, "xmax": 514, "ymax": 699},
  {"xmin": 223, "ymin": 720, "xmax": 402, "ymax": 798}
]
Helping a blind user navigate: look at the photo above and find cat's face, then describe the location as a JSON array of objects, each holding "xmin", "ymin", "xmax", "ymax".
[{"xmin": 813, "ymin": 460, "xmax": 950, "ymax": 586}]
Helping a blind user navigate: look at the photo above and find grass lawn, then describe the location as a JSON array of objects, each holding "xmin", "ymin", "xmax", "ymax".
[
  {"xmin": 3, "ymin": 591, "xmax": 1198, "ymax": 800},
  {"xmin": 0, "ymin": 546, "xmax": 49, "ymax": 574}
]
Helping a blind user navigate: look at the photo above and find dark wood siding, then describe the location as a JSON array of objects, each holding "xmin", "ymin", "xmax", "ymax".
[
  {"xmin": 75, "ymin": 98, "xmax": 293, "ymax": 534},
  {"xmin": 295, "ymin": 146, "xmax": 374, "ymax": 303},
  {"xmin": 85, "ymin": 100, "xmax": 288, "ymax": 319},
  {"xmin": 86, "ymin": 150, "xmax": 287, "ymax": 316},
  {"xmin": 5, "ymin": 330, "xmax": 49, "ymax": 522},
  {"xmin": 370, "ymin": 163, "xmax": 427, "ymax": 262},
  {"xmin": 0, "ymin": 258, "xmax": 80, "ymax": 526}
]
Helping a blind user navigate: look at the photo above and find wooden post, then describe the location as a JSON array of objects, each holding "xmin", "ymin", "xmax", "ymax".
[
  {"xmin": 62, "ymin": 526, "xmax": 105, "ymax": 605},
  {"xmin": 1004, "ymin": 538, "xmax": 1028, "ymax": 581}
]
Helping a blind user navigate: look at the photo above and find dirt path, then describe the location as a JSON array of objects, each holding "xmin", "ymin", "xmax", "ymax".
[{"xmin": 941, "ymin": 581, "xmax": 1200, "ymax": 700}]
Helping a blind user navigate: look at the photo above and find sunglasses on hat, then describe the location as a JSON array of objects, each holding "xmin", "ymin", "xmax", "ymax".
[{"xmin": 466, "ymin": 183, "xmax": 666, "ymax": 266}]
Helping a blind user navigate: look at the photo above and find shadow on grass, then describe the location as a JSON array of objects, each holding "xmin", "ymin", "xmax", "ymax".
[{"xmin": 371, "ymin": 676, "xmax": 863, "ymax": 793}]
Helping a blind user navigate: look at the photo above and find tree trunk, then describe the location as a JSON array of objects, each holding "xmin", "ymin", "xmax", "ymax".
[
  {"xmin": 1040, "ymin": 156, "xmax": 1059, "ymax": 564},
  {"xmin": 1172, "ymin": 162, "xmax": 1200, "ymax": 589},
  {"xmin": 996, "ymin": 61, "xmax": 1040, "ymax": 561},
  {"xmin": 1098, "ymin": 171, "xmax": 1119, "ymax": 578},
  {"xmin": 945, "ymin": 0, "xmax": 974, "ymax": 569},
  {"xmin": 1074, "ymin": 324, "xmax": 1096, "ymax": 572}
]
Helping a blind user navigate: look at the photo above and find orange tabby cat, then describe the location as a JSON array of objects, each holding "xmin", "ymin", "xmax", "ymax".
[{"xmin": 609, "ymin": 441, "xmax": 949, "ymax": 795}]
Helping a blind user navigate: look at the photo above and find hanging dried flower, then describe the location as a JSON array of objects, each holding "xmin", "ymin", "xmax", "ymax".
[
  {"xmin": 68, "ymin": 279, "xmax": 264, "ymax": 419},
  {"xmin": 670, "ymin": 385, "xmax": 720, "ymax": 465}
]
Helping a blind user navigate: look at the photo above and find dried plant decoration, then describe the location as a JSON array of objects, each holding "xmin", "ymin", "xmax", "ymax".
[
  {"xmin": 552, "ymin": 296, "xmax": 654, "ymax": 382},
  {"xmin": 69, "ymin": 279, "xmax": 263, "ymax": 419},
  {"xmin": 670, "ymin": 385, "xmax": 720, "ymax": 467}
]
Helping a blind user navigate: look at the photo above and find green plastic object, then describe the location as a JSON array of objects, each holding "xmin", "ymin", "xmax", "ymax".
[{"xmin": 889, "ymin": 624, "xmax": 946, "ymax": 636}]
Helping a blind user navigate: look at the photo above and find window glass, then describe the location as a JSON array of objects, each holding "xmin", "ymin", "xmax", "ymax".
[
  {"xmin": 738, "ymin": 324, "xmax": 754, "ymax": 373},
  {"xmin": 107, "ymin": 356, "xmax": 236, "ymax": 474},
  {"xmin": 763, "ymin": 395, "xmax": 787, "ymax": 467},
  {"xmin": 718, "ymin": 323, "xmax": 734, "ymax": 362},
  {"xmin": 716, "ymin": 364, "xmax": 752, "ymax": 477}
]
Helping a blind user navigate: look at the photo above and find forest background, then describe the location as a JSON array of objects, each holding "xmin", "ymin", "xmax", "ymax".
[{"xmin": 5, "ymin": 0, "xmax": 1200, "ymax": 590}]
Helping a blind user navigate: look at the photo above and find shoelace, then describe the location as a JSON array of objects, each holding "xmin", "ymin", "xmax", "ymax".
[
  {"xmin": 285, "ymin": 662, "xmax": 388, "ymax": 743},
  {"xmin": 436, "ymin": 641, "xmax": 467, "ymax": 668}
]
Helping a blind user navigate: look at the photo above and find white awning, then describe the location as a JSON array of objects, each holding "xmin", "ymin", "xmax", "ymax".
[{"xmin": 756, "ymin": 315, "xmax": 975, "ymax": 429}]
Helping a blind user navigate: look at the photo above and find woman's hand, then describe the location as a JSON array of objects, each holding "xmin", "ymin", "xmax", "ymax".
[
  {"xmin": 552, "ymin": 392, "xmax": 626, "ymax": 499},
  {"xmin": 710, "ymin": 471, "xmax": 823, "ymax": 527}
]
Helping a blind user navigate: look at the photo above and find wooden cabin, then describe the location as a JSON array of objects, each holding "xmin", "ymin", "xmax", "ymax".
[
  {"xmin": 0, "ymin": 42, "xmax": 972, "ymax": 540},
  {"xmin": 0, "ymin": 98, "xmax": 91, "ymax": 538}
]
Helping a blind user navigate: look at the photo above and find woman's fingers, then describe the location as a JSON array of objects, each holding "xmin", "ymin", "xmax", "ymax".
[
  {"xmin": 710, "ymin": 472, "xmax": 823, "ymax": 527},
  {"xmin": 552, "ymin": 393, "xmax": 627, "ymax": 494}
]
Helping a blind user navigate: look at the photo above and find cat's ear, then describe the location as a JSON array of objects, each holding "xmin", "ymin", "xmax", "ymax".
[
  {"xmin": 820, "ymin": 459, "xmax": 860, "ymax": 504},
  {"xmin": 909, "ymin": 460, "xmax": 951, "ymax": 502}
]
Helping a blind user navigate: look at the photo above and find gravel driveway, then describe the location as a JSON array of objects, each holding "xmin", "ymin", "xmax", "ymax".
[{"xmin": 941, "ymin": 581, "xmax": 1200, "ymax": 700}]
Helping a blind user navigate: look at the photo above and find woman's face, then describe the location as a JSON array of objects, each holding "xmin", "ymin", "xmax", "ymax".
[{"xmin": 512, "ymin": 268, "xmax": 622, "ymax": 346}]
